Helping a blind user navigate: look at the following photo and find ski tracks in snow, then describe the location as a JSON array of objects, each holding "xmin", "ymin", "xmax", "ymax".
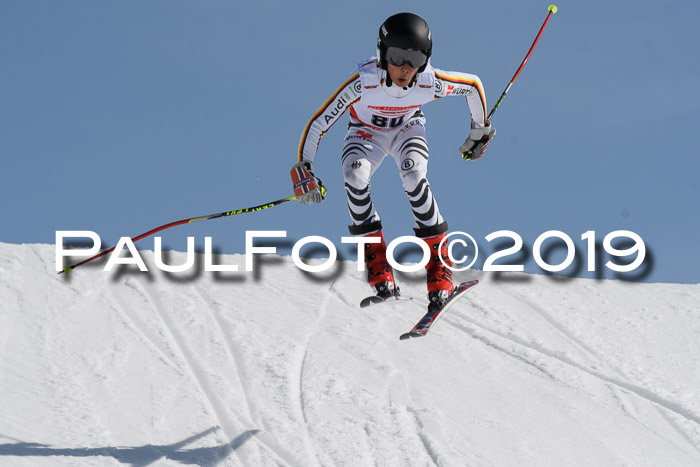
[
  {"xmin": 108, "ymin": 278, "xmax": 243, "ymax": 464},
  {"xmin": 443, "ymin": 290, "xmax": 700, "ymax": 457},
  {"xmin": 386, "ymin": 375, "xmax": 444, "ymax": 467},
  {"xmin": 191, "ymin": 283, "xmax": 302, "ymax": 466},
  {"xmin": 106, "ymin": 277, "xmax": 296, "ymax": 466},
  {"xmin": 191, "ymin": 284, "xmax": 259, "ymax": 427},
  {"xmin": 287, "ymin": 279, "xmax": 337, "ymax": 467},
  {"xmin": 499, "ymin": 288, "xmax": 700, "ymax": 455}
]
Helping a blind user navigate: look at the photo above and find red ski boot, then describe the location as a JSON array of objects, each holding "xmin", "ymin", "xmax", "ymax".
[
  {"xmin": 363, "ymin": 229, "xmax": 397, "ymax": 298},
  {"xmin": 424, "ymin": 233, "xmax": 454, "ymax": 312}
]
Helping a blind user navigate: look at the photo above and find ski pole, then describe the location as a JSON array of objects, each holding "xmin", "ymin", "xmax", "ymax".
[
  {"xmin": 58, "ymin": 195, "xmax": 296, "ymax": 274},
  {"xmin": 487, "ymin": 4, "xmax": 558, "ymax": 120}
]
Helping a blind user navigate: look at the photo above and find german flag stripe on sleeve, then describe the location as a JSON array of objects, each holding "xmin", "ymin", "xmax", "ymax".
[
  {"xmin": 298, "ymin": 73, "xmax": 360, "ymax": 162},
  {"xmin": 434, "ymin": 72, "xmax": 487, "ymax": 121}
]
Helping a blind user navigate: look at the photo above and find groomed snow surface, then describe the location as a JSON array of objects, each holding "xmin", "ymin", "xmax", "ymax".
[{"xmin": 1, "ymin": 242, "xmax": 699, "ymax": 466}]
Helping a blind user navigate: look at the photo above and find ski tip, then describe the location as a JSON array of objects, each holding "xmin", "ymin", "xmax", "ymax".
[
  {"xmin": 360, "ymin": 296, "xmax": 383, "ymax": 308},
  {"xmin": 360, "ymin": 294, "xmax": 410, "ymax": 308},
  {"xmin": 399, "ymin": 332, "xmax": 423, "ymax": 341}
]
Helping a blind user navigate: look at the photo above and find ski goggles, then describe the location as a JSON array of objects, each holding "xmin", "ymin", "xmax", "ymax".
[{"xmin": 385, "ymin": 47, "xmax": 427, "ymax": 68}]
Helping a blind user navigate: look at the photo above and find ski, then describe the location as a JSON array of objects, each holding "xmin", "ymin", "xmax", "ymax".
[
  {"xmin": 360, "ymin": 293, "xmax": 415, "ymax": 309},
  {"xmin": 399, "ymin": 280, "xmax": 479, "ymax": 340}
]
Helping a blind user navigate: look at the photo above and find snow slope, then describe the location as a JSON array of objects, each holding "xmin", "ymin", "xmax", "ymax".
[{"xmin": 1, "ymin": 242, "xmax": 699, "ymax": 466}]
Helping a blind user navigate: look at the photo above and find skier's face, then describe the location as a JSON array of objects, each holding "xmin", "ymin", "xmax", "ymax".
[{"xmin": 387, "ymin": 62, "xmax": 419, "ymax": 87}]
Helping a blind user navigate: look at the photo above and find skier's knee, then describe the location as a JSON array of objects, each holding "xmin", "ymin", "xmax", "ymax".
[
  {"xmin": 399, "ymin": 160, "xmax": 428, "ymax": 193},
  {"xmin": 343, "ymin": 158, "xmax": 371, "ymax": 189}
]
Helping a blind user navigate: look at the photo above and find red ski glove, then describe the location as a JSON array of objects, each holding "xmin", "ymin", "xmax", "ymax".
[{"xmin": 291, "ymin": 161, "xmax": 327, "ymax": 204}]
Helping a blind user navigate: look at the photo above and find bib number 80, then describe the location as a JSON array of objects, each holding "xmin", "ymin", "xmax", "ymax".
[{"xmin": 371, "ymin": 115, "xmax": 405, "ymax": 128}]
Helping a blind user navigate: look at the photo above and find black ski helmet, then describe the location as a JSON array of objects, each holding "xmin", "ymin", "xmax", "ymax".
[{"xmin": 377, "ymin": 12, "xmax": 432, "ymax": 72}]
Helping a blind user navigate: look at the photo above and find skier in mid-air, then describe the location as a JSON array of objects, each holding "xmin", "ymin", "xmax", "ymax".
[{"xmin": 291, "ymin": 12, "xmax": 494, "ymax": 312}]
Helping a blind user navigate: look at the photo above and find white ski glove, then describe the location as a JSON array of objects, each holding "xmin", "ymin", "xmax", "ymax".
[
  {"xmin": 459, "ymin": 120, "xmax": 496, "ymax": 161},
  {"xmin": 291, "ymin": 161, "xmax": 327, "ymax": 204}
]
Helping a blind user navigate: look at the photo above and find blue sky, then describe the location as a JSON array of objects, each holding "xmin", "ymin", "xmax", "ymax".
[{"xmin": 2, "ymin": 0, "xmax": 699, "ymax": 284}]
